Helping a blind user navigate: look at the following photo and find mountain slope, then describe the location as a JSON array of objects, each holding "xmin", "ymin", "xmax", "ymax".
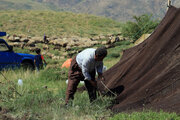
[
  {"xmin": 0, "ymin": 10, "xmax": 122, "ymax": 37},
  {"xmin": 27, "ymin": 0, "xmax": 180, "ymax": 21},
  {"xmin": 0, "ymin": 0, "xmax": 60, "ymax": 11},
  {"xmin": 0, "ymin": 0, "xmax": 180, "ymax": 21}
]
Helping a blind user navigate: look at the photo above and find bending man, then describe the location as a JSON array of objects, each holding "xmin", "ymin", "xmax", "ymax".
[{"xmin": 65, "ymin": 47, "xmax": 107, "ymax": 105}]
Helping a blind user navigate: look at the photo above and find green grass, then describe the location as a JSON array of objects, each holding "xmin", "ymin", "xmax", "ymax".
[
  {"xmin": 0, "ymin": 67, "xmax": 113, "ymax": 119},
  {"xmin": 110, "ymin": 111, "xmax": 180, "ymax": 120},
  {"xmin": 0, "ymin": 42, "xmax": 178, "ymax": 119},
  {"xmin": 103, "ymin": 40, "xmax": 134, "ymax": 68},
  {"xmin": 13, "ymin": 47, "xmax": 34, "ymax": 54},
  {"xmin": 0, "ymin": 10, "xmax": 122, "ymax": 37},
  {"xmin": 0, "ymin": 67, "xmax": 179, "ymax": 120}
]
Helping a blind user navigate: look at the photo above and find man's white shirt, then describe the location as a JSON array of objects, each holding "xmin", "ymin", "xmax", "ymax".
[{"xmin": 76, "ymin": 48, "xmax": 103, "ymax": 80}]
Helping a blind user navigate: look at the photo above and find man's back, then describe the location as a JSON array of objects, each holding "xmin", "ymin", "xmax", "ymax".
[{"xmin": 76, "ymin": 48, "xmax": 96, "ymax": 65}]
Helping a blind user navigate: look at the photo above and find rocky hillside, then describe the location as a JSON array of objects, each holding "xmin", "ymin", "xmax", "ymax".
[{"xmin": 1, "ymin": 0, "xmax": 180, "ymax": 21}]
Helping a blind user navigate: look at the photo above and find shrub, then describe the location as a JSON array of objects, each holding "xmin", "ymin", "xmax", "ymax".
[
  {"xmin": 121, "ymin": 14, "xmax": 159, "ymax": 42},
  {"xmin": 110, "ymin": 53, "xmax": 120, "ymax": 58},
  {"xmin": 115, "ymin": 40, "xmax": 131, "ymax": 46}
]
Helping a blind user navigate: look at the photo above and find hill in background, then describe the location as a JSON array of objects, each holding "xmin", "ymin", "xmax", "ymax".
[
  {"xmin": 0, "ymin": 10, "xmax": 122, "ymax": 37},
  {"xmin": 0, "ymin": 0, "xmax": 180, "ymax": 21}
]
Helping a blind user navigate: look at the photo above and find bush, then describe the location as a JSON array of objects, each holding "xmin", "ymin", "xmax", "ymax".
[
  {"xmin": 121, "ymin": 14, "xmax": 159, "ymax": 42},
  {"xmin": 115, "ymin": 40, "xmax": 131, "ymax": 46},
  {"xmin": 110, "ymin": 53, "xmax": 120, "ymax": 58}
]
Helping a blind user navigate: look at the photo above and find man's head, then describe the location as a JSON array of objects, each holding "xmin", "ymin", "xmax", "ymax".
[
  {"xmin": 95, "ymin": 47, "xmax": 107, "ymax": 61},
  {"xmin": 36, "ymin": 48, "xmax": 41, "ymax": 55}
]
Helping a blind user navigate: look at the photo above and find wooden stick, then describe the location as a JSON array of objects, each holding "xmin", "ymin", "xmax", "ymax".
[
  {"xmin": 167, "ymin": 0, "xmax": 171, "ymax": 11},
  {"xmin": 168, "ymin": 0, "xmax": 171, "ymax": 7}
]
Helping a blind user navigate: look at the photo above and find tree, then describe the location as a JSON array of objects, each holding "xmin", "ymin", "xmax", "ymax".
[{"xmin": 121, "ymin": 14, "xmax": 159, "ymax": 42}]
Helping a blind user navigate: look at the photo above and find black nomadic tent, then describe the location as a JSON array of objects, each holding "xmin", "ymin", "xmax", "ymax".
[{"xmin": 98, "ymin": 6, "xmax": 180, "ymax": 113}]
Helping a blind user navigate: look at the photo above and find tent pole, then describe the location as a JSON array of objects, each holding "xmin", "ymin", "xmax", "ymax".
[{"xmin": 167, "ymin": 0, "xmax": 171, "ymax": 8}]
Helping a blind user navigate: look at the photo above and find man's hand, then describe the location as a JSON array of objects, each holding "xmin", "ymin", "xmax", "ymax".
[{"xmin": 98, "ymin": 73, "xmax": 105, "ymax": 81}]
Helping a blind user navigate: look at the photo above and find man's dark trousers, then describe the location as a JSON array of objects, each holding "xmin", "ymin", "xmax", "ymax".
[{"xmin": 65, "ymin": 57, "xmax": 97, "ymax": 104}]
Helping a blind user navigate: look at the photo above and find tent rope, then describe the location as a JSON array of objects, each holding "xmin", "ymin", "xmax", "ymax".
[
  {"xmin": 100, "ymin": 80, "xmax": 117, "ymax": 97},
  {"xmin": 89, "ymin": 80, "xmax": 117, "ymax": 105}
]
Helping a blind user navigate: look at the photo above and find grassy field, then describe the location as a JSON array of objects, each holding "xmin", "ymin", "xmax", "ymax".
[
  {"xmin": 0, "ymin": 42, "xmax": 180, "ymax": 120},
  {"xmin": 0, "ymin": 10, "xmax": 122, "ymax": 37},
  {"xmin": 0, "ymin": 65, "xmax": 179, "ymax": 120}
]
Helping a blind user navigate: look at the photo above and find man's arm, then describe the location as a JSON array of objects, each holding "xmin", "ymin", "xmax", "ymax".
[
  {"xmin": 96, "ymin": 62, "xmax": 104, "ymax": 80},
  {"xmin": 43, "ymin": 59, "xmax": 47, "ymax": 65},
  {"xmin": 98, "ymin": 72, "xmax": 105, "ymax": 81},
  {"xmin": 41, "ymin": 55, "xmax": 47, "ymax": 65},
  {"xmin": 81, "ymin": 58, "xmax": 97, "ymax": 87}
]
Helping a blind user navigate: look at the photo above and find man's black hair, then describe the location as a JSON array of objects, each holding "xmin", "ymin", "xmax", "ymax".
[
  {"xmin": 95, "ymin": 47, "xmax": 107, "ymax": 57},
  {"xmin": 36, "ymin": 48, "xmax": 41, "ymax": 54}
]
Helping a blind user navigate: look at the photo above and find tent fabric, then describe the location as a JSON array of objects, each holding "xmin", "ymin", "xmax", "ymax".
[
  {"xmin": 61, "ymin": 58, "xmax": 72, "ymax": 68},
  {"xmin": 97, "ymin": 6, "xmax": 180, "ymax": 113}
]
